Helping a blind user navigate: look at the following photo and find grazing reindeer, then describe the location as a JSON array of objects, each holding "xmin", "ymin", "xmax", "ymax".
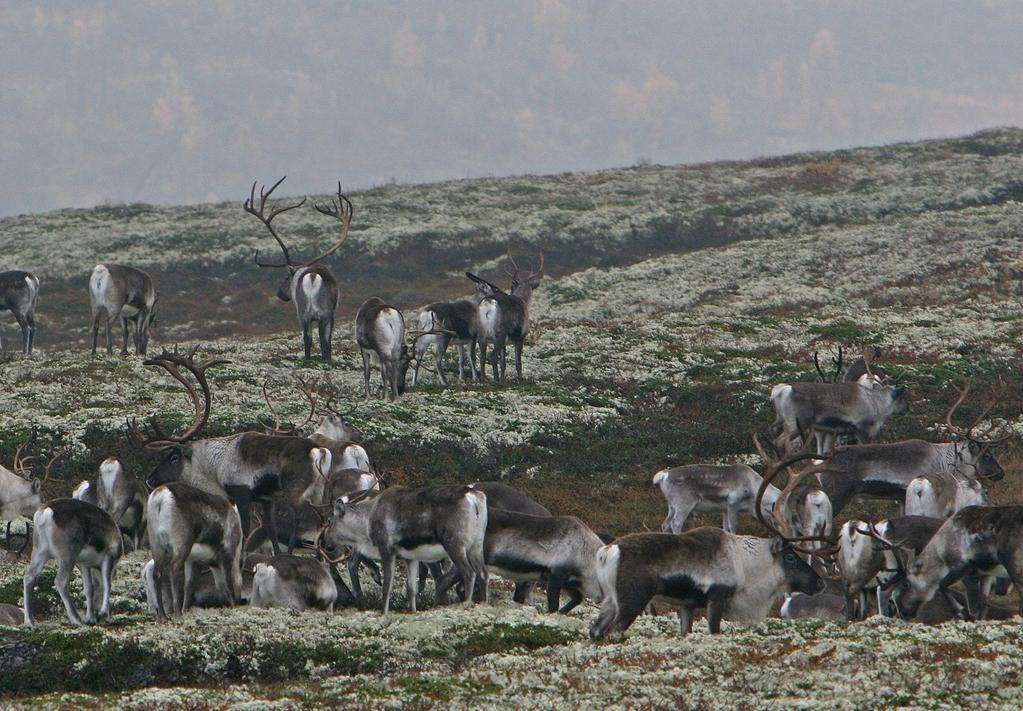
[
  {"xmin": 91, "ymin": 457, "xmax": 147, "ymax": 550},
  {"xmin": 132, "ymin": 349, "xmax": 332, "ymax": 553},
  {"xmin": 653, "ymin": 464, "xmax": 782, "ymax": 534},
  {"xmin": 816, "ymin": 385, "xmax": 1008, "ymax": 516},
  {"xmin": 355, "ymin": 297, "xmax": 411, "ymax": 401},
  {"xmin": 250, "ymin": 554, "xmax": 338, "ymax": 612},
  {"xmin": 436, "ymin": 507, "xmax": 604, "ymax": 613},
  {"xmin": 322, "ymin": 485, "xmax": 488, "ymax": 613},
  {"xmin": 0, "ymin": 270, "xmax": 40, "ymax": 355},
  {"xmin": 905, "ymin": 470, "xmax": 990, "ymax": 519},
  {"xmin": 89, "ymin": 264, "xmax": 157, "ymax": 356},
  {"xmin": 780, "ymin": 592, "xmax": 847, "ymax": 620},
  {"xmin": 245, "ymin": 177, "xmax": 353, "ymax": 360},
  {"xmin": 837, "ymin": 519, "xmax": 886, "ymax": 620},
  {"xmin": 2, "ymin": 442, "xmax": 61, "ymax": 553},
  {"xmin": 590, "ymin": 446, "xmax": 831, "ymax": 640},
  {"xmin": 468, "ymin": 252, "xmax": 544, "ymax": 382},
  {"xmin": 23, "ymin": 499, "xmax": 123, "ymax": 628},
  {"xmin": 412, "ymin": 300, "xmax": 480, "ymax": 386},
  {"xmin": 146, "ymin": 481, "xmax": 244, "ymax": 619},
  {"xmin": 894, "ymin": 506, "xmax": 1023, "ymax": 620}
]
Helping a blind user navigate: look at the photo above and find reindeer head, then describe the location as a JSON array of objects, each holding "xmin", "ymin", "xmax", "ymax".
[
  {"xmin": 945, "ymin": 382, "xmax": 1010, "ymax": 482},
  {"xmin": 505, "ymin": 252, "xmax": 544, "ymax": 297}
]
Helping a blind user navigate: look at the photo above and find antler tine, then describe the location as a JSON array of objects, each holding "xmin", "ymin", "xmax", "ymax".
[
  {"xmin": 504, "ymin": 253, "xmax": 520, "ymax": 279},
  {"xmin": 38, "ymin": 448, "xmax": 67, "ymax": 488},
  {"xmin": 133, "ymin": 349, "xmax": 228, "ymax": 449},
  {"xmin": 754, "ymin": 434, "xmax": 833, "ymax": 549},
  {"xmin": 944, "ymin": 381, "xmax": 971, "ymax": 440},
  {"xmin": 259, "ymin": 376, "xmax": 291, "ymax": 436},
  {"xmin": 323, "ymin": 382, "xmax": 358, "ymax": 419},
  {"xmin": 244, "ymin": 176, "xmax": 307, "ymax": 268},
  {"xmin": 308, "ymin": 181, "xmax": 354, "ymax": 267},
  {"xmin": 813, "ymin": 351, "xmax": 829, "ymax": 383},
  {"xmin": 531, "ymin": 250, "xmax": 545, "ymax": 278}
]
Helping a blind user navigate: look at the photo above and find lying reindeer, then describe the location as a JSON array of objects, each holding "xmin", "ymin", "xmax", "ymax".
[
  {"xmin": 250, "ymin": 554, "xmax": 338, "ymax": 612},
  {"xmin": 23, "ymin": 499, "xmax": 123, "ymax": 628}
]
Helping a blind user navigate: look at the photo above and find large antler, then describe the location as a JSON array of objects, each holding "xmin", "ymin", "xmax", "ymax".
[
  {"xmin": 753, "ymin": 435, "xmax": 837, "ymax": 557},
  {"xmin": 260, "ymin": 375, "xmax": 319, "ymax": 436},
  {"xmin": 944, "ymin": 382, "xmax": 1012, "ymax": 447},
  {"xmin": 813, "ymin": 347, "xmax": 843, "ymax": 383},
  {"xmin": 309, "ymin": 181, "xmax": 354, "ymax": 266},
  {"xmin": 128, "ymin": 347, "xmax": 230, "ymax": 452},
  {"xmin": 504, "ymin": 251, "xmax": 545, "ymax": 286},
  {"xmin": 244, "ymin": 176, "xmax": 307, "ymax": 268},
  {"xmin": 11, "ymin": 429, "xmax": 39, "ymax": 477}
]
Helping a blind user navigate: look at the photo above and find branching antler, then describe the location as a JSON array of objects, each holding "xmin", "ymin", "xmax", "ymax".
[
  {"xmin": 813, "ymin": 347, "xmax": 843, "ymax": 383},
  {"xmin": 310, "ymin": 181, "xmax": 354, "ymax": 266},
  {"xmin": 260, "ymin": 375, "xmax": 320, "ymax": 436},
  {"xmin": 127, "ymin": 347, "xmax": 230, "ymax": 452},
  {"xmin": 244, "ymin": 176, "xmax": 307, "ymax": 268},
  {"xmin": 505, "ymin": 251, "xmax": 545, "ymax": 287},
  {"xmin": 12, "ymin": 429, "xmax": 39, "ymax": 477},
  {"xmin": 944, "ymin": 381, "xmax": 1012, "ymax": 448}
]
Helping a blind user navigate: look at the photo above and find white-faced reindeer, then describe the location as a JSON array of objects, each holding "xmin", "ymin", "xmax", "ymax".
[
  {"xmin": 894, "ymin": 506, "xmax": 1023, "ymax": 620},
  {"xmin": 321, "ymin": 485, "xmax": 488, "ymax": 614},
  {"xmin": 653, "ymin": 464, "xmax": 783, "ymax": 534},
  {"xmin": 72, "ymin": 458, "xmax": 148, "ymax": 550},
  {"xmin": 132, "ymin": 349, "xmax": 333, "ymax": 554},
  {"xmin": 0, "ymin": 269, "xmax": 40, "ymax": 355},
  {"xmin": 250, "ymin": 554, "xmax": 338, "ymax": 612},
  {"xmin": 816, "ymin": 385, "xmax": 1008, "ymax": 516},
  {"xmin": 355, "ymin": 297, "xmax": 411, "ymax": 402},
  {"xmin": 23, "ymin": 499, "xmax": 123, "ymax": 628},
  {"xmin": 905, "ymin": 470, "xmax": 990, "ymax": 519},
  {"xmin": 468, "ymin": 252, "xmax": 544, "ymax": 382},
  {"xmin": 246, "ymin": 177, "xmax": 353, "ymax": 361},
  {"xmin": 146, "ymin": 481, "xmax": 243, "ymax": 619},
  {"xmin": 89, "ymin": 263, "xmax": 157, "ymax": 356}
]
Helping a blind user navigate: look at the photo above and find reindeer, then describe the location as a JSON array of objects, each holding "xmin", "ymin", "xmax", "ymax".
[
  {"xmin": 146, "ymin": 481, "xmax": 244, "ymax": 619},
  {"xmin": 904, "ymin": 470, "xmax": 990, "ymax": 519},
  {"xmin": 23, "ymin": 499, "xmax": 123, "ymax": 628},
  {"xmin": 780, "ymin": 592, "xmax": 846, "ymax": 620},
  {"xmin": 89, "ymin": 264, "xmax": 157, "ymax": 356},
  {"xmin": 591, "ymin": 447, "xmax": 830, "ymax": 640},
  {"xmin": 73, "ymin": 458, "xmax": 148, "ymax": 550},
  {"xmin": 412, "ymin": 300, "xmax": 480, "ymax": 386},
  {"xmin": 249, "ymin": 554, "xmax": 338, "ymax": 612},
  {"xmin": 468, "ymin": 252, "xmax": 544, "ymax": 382},
  {"xmin": 321, "ymin": 485, "xmax": 488, "ymax": 613},
  {"xmin": 653, "ymin": 464, "xmax": 782, "ymax": 534},
  {"xmin": 435, "ymin": 505, "xmax": 604, "ymax": 613},
  {"xmin": 131, "ymin": 349, "xmax": 333, "ymax": 554},
  {"xmin": 770, "ymin": 366, "xmax": 909, "ymax": 454},
  {"xmin": 893, "ymin": 506, "xmax": 1023, "ymax": 620},
  {"xmin": 355, "ymin": 297, "xmax": 411, "ymax": 401},
  {"xmin": 837, "ymin": 519, "xmax": 887, "ymax": 620},
  {"xmin": 0, "ymin": 270, "xmax": 40, "ymax": 355},
  {"xmin": 816, "ymin": 384, "xmax": 1008, "ymax": 515},
  {"xmin": 245, "ymin": 177, "xmax": 352, "ymax": 360},
  {"xmin": 2, "ymin": 441, "xmax": 61, "ymax": 553}
]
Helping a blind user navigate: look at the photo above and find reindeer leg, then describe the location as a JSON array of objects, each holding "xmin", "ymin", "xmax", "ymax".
[
  {"xmin": 706, "ymin": 598, "xmax": 726, "ymax": 634},
  {"xmin": 361, "ymin": 351, "xmax": 372, "ymax": 400},
  {"xmin": 405, "ymin": 560, "xmax": 420, "ymax": 613},
  {"xmin": 22, "ymin": 545, "xmax": 49, "ymax": 628},
  {"xmin": 264, "ymin": 500, "xmax": 281, "ymax": 557},
  {"xmin": 302, "ymin": 319, "xmax": 313, "ymax": 359},
  {"xmin": 546, "ymin": 569, "xmax": 567, "ymax": 613},
  {"xmin": 80, "ymin": 564, "xmax": 97, "ymax": 623},
  {"xmin": 318, "ymin": 319, "xmax": 332, "ymax": 361},
  {"xmin": 120, "ymin": 316, "xmax": 131, "ymax": 355},
  {"xmin": 91, "ymin": 310, "xmax": 103, "ymax": 355},
  {"xmin": 380, "ymin": 552, "xmax": 396, "ymax": 614},
  {"xmin": 436, "ymin": 336, "xmax": 449, "ymax": 387},
  {"xmin": 56, "ymin": 559, "xmax": 85, "ymax": 626},
  {"xmin": 514, "ymin": 341, "xmax": 523, "ymax": 379},
  {"xmin": 558, "ymin": 582, "xmax": 584, "ymax": 614},
  {"xmin": 678, "ymin": 606, "xmax": 695, "ymax": 635},
  {"xmin": 99, "ymin": 557, "xmax": 114, "ymax": 621},
  {"xmin": 347, "ymin": 555, "xmax": 365, "ymax": 601}
]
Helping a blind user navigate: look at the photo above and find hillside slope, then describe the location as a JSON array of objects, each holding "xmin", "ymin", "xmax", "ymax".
[{"xmin": 1, "ymin": 130, "xmax": 1022, "ymax": 532}]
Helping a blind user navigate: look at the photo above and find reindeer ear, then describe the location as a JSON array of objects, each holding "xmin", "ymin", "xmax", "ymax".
[
  {"xmin": 31, "ymin": 479, "xmax": 42, "ymax": 493},
  {"xmin": 770, "ymin": 538, "xmax": 785, "ymax": 555}
]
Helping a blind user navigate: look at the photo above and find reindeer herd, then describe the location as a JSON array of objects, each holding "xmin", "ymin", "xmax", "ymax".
[{"xmin": 0, "ymin": 182, "xmax": 1020, "ymax": 646}]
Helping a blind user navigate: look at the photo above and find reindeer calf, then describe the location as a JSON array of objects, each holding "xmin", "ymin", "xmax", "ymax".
[{"xmin": 23, "ymin": 499, "xmax": 123, "ymax": 628}]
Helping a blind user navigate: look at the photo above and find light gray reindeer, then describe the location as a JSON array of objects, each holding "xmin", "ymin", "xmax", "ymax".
[
  {"xmin": 146, "ymin": 481, "xmax": 243, "ymax": 619},
  {"xmin": 468, "ymin": 252, "xmax": 544, "ymax": 382},
  {"xmin": 89, "ymin": 263, "xmax": 157, "ymax": 356},
  {"xmin": 246, "ymin": 177, "xmax": 353, "ymax": 360},
  {"xmin": 905, "ymin": 470, "xmax": 990, "ymax": 519},
  {"xmin": 72, "ymin": 457, "xmax": 148, "ymax": 550},
  {"xmin": 653, "ymin": 464, "xmax": 782, "ymax": 534},
  {"xmin": 250, "ymin": 554, "xmax": 338, "ymax": 612},
  {"xmin": 2, "ymin": 442, "xmax": 60, "ymax": 553},
  {"xmin": 0, "ymin": 270, "xmax": 40, "ymax": 355},
  {"xmin": 23, "ymin": 498, "xmax": 123, "ymax": 628},
  {"xmin": 355, "ymin": 297, "xmax": 410, "ymax": 401}
]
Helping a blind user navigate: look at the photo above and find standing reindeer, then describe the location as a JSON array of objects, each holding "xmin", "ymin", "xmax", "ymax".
[
  {"xmin": 355, "ymin": 297, "xmax": 411, "ymax": 401},
  {"xmin": 412, "ymin": 300, "xmax": 480, "ymax": 386},
  {"xmin": 131, "ymin": 349, "xmax": 332, "ymax": 553},
  {"xmin": 468, "ymin": 252, "xmax": 544, "ymax": 382},
  {"xmin": 653, "ymin": 464, "xmax": 782, "ymax": 534},
  {"xmin": 89, "ymin": 264, "xmax": 157, "ymax": 356},
  {"xmin": 0, "ymin": 270, "xmax": 40, "ymax": 355},
  {"xmin": 72, "ymin": 458, "xmax": 148, "ymax": 550},
  {"xmin": 245, "ymin": 177, "xmax": 353, "ymax": 360}
]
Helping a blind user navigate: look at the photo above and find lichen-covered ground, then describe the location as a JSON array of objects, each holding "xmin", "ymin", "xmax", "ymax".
[{"xmin": 2, "ymin": 130, "xmax": 1023, "ymax": 708}]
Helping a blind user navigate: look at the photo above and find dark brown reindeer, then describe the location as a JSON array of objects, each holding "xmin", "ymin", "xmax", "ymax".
[
  {"xmin": 89, "ymin": 264, "xmax": 157, "ymax": 356},
  {"xmin": 0, "ymin": 269, "xmax": 40, "ymax": 355},
  {"xmin": 245, "ymin": 177, "xmax": 353, "ymax": 360},
  {"xmin": 468, "ymin": 252, "xmax": 544, "ymax": 382},
  {"xmin": 131, "ymin": 349, "xmax": 331, "ymax": 555}
]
